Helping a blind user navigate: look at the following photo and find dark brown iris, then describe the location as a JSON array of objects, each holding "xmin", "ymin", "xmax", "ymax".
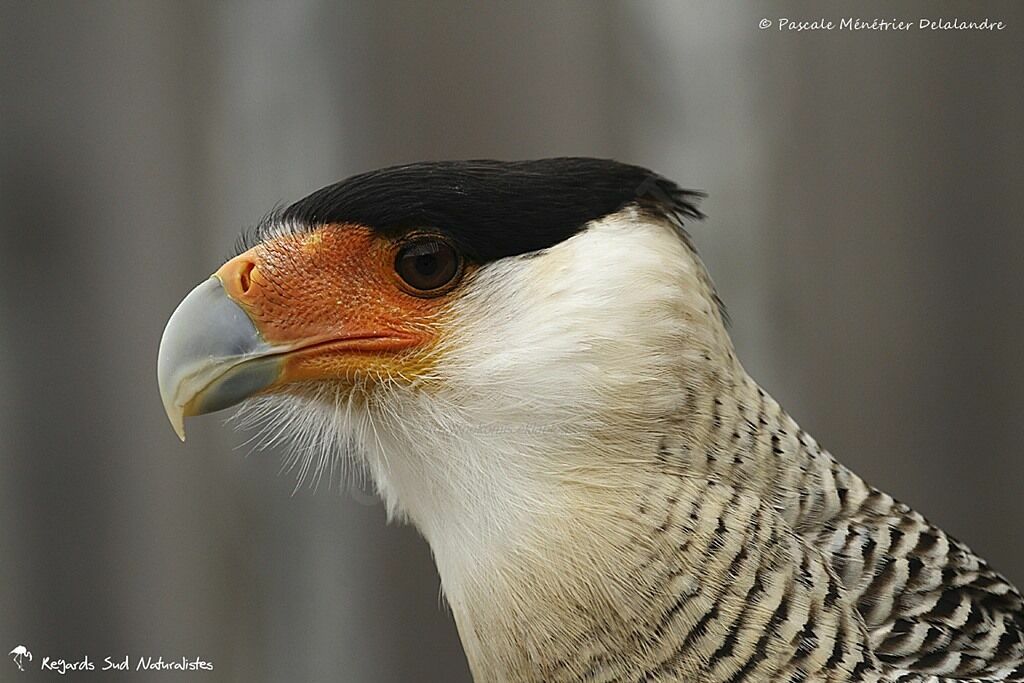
[{"xmin": 394, "ymin": 236, "xmax": 462, "ymax": 295}]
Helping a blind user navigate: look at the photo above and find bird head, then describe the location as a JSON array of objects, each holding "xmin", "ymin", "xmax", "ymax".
[{"xmin": 158, "ymin": 158, "xmax": 732, "ymax": 535}]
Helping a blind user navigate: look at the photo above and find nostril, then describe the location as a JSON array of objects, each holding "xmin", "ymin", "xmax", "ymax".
[
  {"xmin": 237, "ymin": 260, "xmax": 256, "ymax": 294},
  {"xmin": 215, "ymin": 252, "xmax": 261, "ymax": 300}
]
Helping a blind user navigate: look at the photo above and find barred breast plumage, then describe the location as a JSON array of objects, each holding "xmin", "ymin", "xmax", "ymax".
[{"xmin": 599, "ymin": 374, "xmax": 1024, "ymax": 682}]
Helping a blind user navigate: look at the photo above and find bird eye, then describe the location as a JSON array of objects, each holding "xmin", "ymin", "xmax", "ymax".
[{"xmin": 394, "ymin": 236, "xmax": 462, "ymax": 294}]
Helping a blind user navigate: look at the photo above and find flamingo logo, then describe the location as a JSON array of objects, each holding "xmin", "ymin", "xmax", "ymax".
[{"xmin": 9, "ymin": 645, "xmax": 32, "ymax": 671}]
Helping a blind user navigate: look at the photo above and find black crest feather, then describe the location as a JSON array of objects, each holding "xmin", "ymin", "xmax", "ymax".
[{"xmin": 275, "ymin": 158, "xmax": 704, "ymax": 263}]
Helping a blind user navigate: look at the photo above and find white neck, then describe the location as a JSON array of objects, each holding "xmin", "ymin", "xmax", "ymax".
[{"xmin": 353, "ymin": 211, "xmax": 737, "ymax": 584}]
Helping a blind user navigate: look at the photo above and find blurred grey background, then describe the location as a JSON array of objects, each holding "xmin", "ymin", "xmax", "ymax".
[{"xmin": 1, "ymin": 1, "xmax": 1021, "ymax": 681}]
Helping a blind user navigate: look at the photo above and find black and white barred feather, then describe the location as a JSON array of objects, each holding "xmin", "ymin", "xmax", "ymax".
[{"xmin": 647, "ymin": 372, "xmax": 1024, "ymax": 682}]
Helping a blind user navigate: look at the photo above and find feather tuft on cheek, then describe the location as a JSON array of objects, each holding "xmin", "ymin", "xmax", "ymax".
[{"xmin": 227, "ymin": 382, "xmax": 380, "ymax": 496}]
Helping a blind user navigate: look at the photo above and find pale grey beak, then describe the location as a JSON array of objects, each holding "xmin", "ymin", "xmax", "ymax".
[{"xmin": 157, "ymin": 277, "xmax": 282, "ymax": 440}]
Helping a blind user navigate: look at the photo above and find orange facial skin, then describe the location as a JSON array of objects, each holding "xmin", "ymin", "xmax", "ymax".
[{"xmin": 214, "ymin": 224, "xmax": 456, "ymax": 387}]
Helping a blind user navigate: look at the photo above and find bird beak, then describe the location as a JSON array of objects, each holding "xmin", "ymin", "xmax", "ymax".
[
  {"xmin": 159, "ymin": 228, "xmax": 443, "ymax": 441},
  {"xmin": 157, "ymin": 276, "xmax": 283, "ymax": 441}
]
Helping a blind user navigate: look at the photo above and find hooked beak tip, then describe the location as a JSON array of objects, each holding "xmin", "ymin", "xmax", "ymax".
[{"xmin": 171, "ymin": 414, "xmax": 187, "ymax": 442}]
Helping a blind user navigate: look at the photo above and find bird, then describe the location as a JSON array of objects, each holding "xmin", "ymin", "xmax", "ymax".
[
  {"xmin": 158, "ymin": 158, "xmax": 1024, "ymax": 682},
  {"xmin": 9, "ymin": 645, "xmax": 32, "ymax": 671}
]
